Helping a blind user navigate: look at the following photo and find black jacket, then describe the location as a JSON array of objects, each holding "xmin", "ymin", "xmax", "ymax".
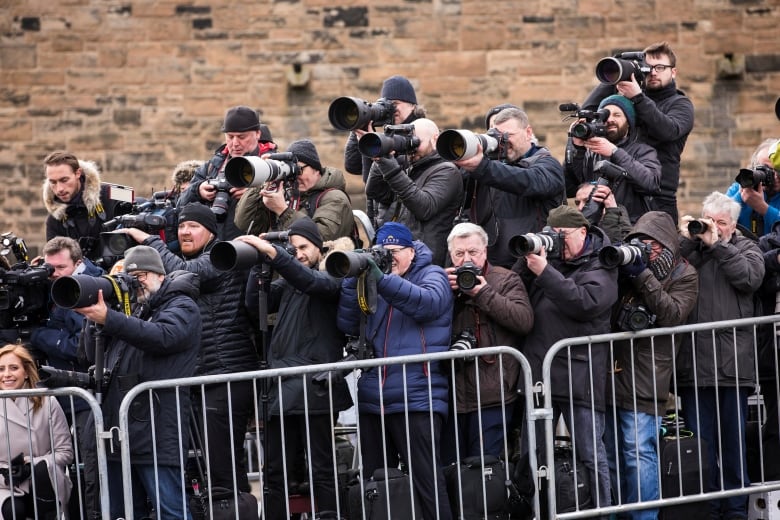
[
  {"xmin": 144, "ymin": 235, "xmax": 259, "ymax": 376},
  {"xmin": 463, "ymin": 145, "xmax": 565, "ymax": 268},
  {"xmin": 87, "ymin": 271, "xmax": 201, "ymax": 465}
]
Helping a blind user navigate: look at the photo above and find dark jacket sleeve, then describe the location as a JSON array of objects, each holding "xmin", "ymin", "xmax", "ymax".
[
  {"xmin": 234, "ymin": 188, "xmax": 274, "ymax": 235},
  {"xmin": 337, "ymin": 277, "xmax": 361, "ymax": 336},
  {"xmin": 707, "ymin": 238, "xmax": 765, "ymax": 294},
  {"xmin": 472, "ymin": 270, "xmax": 533, "ymax": 335},
  {"xmin": 383, "ymin": 162, "xmax": 462, "ymax": 222},
  {"xmin": 344, "ymin": 132, "xmax": 365, "ymax": 176},
  {"xmin": 633, "ymin": 93, "xmax": 695, "ymax": 145},
  {"xmin": 365, "ymin": 158, "xmax": 402, "ymax": 205},
  {"xmin": 29, "ymin": 308, "xmax": 84, "ymax": 362},
  {"xmin": 630, "ymin": 263, "xmax": 699, "ymax": 327},
  {"xmin": 177, "ymin": 161, "xmax": 209, "ymax": 207},
  {"xmin": 535, "ymin": 262, "xmax": 618, "ymax": 320},
  {"xmin": 144, "ymin": 236, "xmax": 221, "ymax": 284},
  {"xmin": 613, "ymin": 142, "xmax": 662, "ymax": 194},
  {"xmin": 564, "ymin": 145, "xmax": 589, "ymax": 197},
  {"xmin": 269, "ymin": 246, "xmax": 341, "ymax": 301},
  {"xmin": 470, "ymin": 151, "xmax": 565, "ymax": 199}
]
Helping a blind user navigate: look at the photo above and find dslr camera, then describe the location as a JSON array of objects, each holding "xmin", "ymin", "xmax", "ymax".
[
  {"xmin": 205, "ymin": 174, "xmax": 232, "ymax": 221},
  {"xmin": 328, "ymin": 96, "xmax": 396, "ymax": 131},
  {"xmin": 454, "ymin": 261, "xmax": 482, "ymax": 291},
  {"xmin": 735, "ymin": 164, "xmax": 777, "ymax": 190},
  {"xmin": 50, "ymin": 272, "xmax": 138, "ymax": 310},
  {"xmin": 599, "ymin": 238, "xmax": 652, "ymax": 269},
  {"xmin": 450, "ymin": 329, "xmax": 477, "ymax": 352},
  {"xmin": 38, "ymin": 365, "xmax": 111, "ymax": 391},
  {"xmin": 595, "ymin": 51, "xmax": 651, "ymax": 85},
  {"xmin": 358, "ymin": 124, "xmax": 421, "ymax": 158},
  {"xmin": 210, "ymin": 231, "xmax": 295, "ymax": 272},
  {"xmin": 324, "ymin": 246, "xmax": 394, "ymax": 278},
  {"xmin": 617, "ymin": 302, "xmax": 657, "ymax": 331},
  {"xmin": 560, "ymin": 103, "xmax": 610, "ymax": 140},
  {"xmin": 579, "ymin": 161, "xmax": 627, "ymax": 225},
  {"xmin": 508, "ymin": 227, "xmax": 565, "ymax": 259},
  {"xmin": 437, "ymin": 128, "xmax": 504, "ymax": 161},
  {"xmin": 686, "ymin": 219, "xmax": 710, "ymax": 236},
  {"xmin": 224, "ymin": 152, "xmax": 301, "ymax": 190}
]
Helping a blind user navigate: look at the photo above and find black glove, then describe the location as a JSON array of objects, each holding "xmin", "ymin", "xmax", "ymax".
[
  {"xmin": 1, "ymin": 453, "xmax": 31, "ymax": 486},
  {"xmin": 619, "ymin": 255, "xmax": 647, "ymax": 278}
]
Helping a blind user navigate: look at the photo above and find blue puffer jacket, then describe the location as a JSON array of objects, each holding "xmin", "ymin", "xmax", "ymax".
[{"xmin": 337, "ymin": 241, "xmax": 453, "ymax": 416}]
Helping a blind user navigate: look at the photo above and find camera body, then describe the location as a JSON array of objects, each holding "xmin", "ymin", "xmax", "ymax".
[
  {"xmin": 735, "ymin": 165, "xmax": 777, "ymax": 190},
  {"xmin": 599, "ymin": 238, "xmax": 652, "ymax": 269},
  {"xmin": 687, "ymin": 219, "xmax": 709, "ymax": 236},
  {"xmin": 324, "ymin": 246, "xmax": 394, "ymax": 278},
  {"xmin": 328, "ymin": 96, "xmax": 396, "ymax": 131},
  {"xmin": 617, "ymin": 302, "xmax": 657, "ymax": 331},
  {"xmin": 358, "ymin": 124, "xmax": 421, "ymax": 158},
  {"xmin": 450, "ymin": 329, "xmax": 478, "ymax": 352},
  {"xmin": 0, "ymin": 263, "xmax": 53, "ymax": 329},
  {"xmin": 508, "ymin": 227, "xmax": 565, "ymax": 259},
  {"xmin": 205, "ymin": 175, "xmax": 232, "ymax": 220},
  {"xmin": 570, "ymin": 108, "xmax": 610, "ymax": 140},
  {"xmin": 580, "ymin": 177, "xmax": 612, "ymax": 225},
  {"xmin": 454, "ymin": 261, "xmax": 482, "ymax": 291},
  {"xmin": 595, "ymin": 51, "xmax": 650, "ymax": 85}
]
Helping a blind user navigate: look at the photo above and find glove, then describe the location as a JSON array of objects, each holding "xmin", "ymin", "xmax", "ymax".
[
  {"xmin": 366, "ymin": 258, "xmax": 384, "ymax": 281},
  {"xmin": 1, "ymin": 453, "xmax": 31, "ymax": 486},
  {"xmin": 619, "ymin": 256, "xmax": 647, "ymax": 278}
]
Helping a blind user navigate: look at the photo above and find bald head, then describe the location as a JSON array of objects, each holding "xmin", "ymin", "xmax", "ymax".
[{"xmin": 411, "ymin": 118, "xmax": 440, "ymax": 161}]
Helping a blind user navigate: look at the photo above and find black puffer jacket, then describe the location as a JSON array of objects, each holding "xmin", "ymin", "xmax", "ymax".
[
  {"xmin": 245, "ymin": 245, "xmax": 352, "ymax": 415},
  {"xmin": 87, "ymin": 271, "xmax": 200, "ymax": 465},
  {"xmin": 513, "ymin": 226, "xmax": 618, "ymax": 411},
  {"xmin": 144, "ymin": 235, "xmax": 259, "ymax": 376},
  {"xmin": 610, "ymin": 212, "xmax": 699, "ymax": 416}
]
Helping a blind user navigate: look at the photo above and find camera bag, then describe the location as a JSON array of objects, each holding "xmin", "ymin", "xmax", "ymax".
[
  {"xmin": 658, "ymin": 434, "xmax": 709, "ymax": 520},
  {"xmin": 443, "ymin": 455, "xmax": 519, "ymax": 519},
  {"xmin": 537, "ymin": 437, "xmax": 591, "ymax": 515},
  {"xmin": 189, "ymin": 485, "xmax": 258, "ymax": 520},
  {"xmin": 347, "ymin": 467, "xmax": 422, "ymax": 520}
]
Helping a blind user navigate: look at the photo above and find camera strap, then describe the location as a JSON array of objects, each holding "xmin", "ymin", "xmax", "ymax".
[
  {"xmin": 356, "ymin": 272, "xmax": 377, "ymax": 315},
  {"xmin": 102, "ymin": 275, "xmax": 132, "ymax": 316}
]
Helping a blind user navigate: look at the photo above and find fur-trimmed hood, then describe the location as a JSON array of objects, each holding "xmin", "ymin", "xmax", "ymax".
[{"xmin": 43, "ymin": 160, "xmax": 103, "ymax": 220}]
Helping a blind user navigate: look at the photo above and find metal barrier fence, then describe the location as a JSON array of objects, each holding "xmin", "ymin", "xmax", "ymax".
[{"xmin": 7, "ymin": 316, "xmax": 780, "ymax": 519}]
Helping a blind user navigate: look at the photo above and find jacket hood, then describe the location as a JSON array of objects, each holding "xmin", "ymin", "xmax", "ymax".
[
  {"xmin": 625, "ymin": 210, "xmax": 680, "ymax": 256},
  {"xmin": 407, "ymin": 240, "xmax": 434, "ymax": 275},
  {"xmin": 43, "ymin": 159, "xmax": 103, "ymax": 220},
  {"xmin": 308, "ymin": 166, "xmax": 347, "ymax": 193}
]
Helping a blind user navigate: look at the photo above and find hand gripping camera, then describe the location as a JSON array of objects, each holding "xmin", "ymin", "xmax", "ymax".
[
  {"xmin": 735, "ymin": 164, "xmax": 778, "ymax": 190},
  {"xmin": 453, "ymin": 261, "xmax": 482, "ymax": 291}
]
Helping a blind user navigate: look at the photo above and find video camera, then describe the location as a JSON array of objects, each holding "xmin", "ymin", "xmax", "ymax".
[
  {"xmin": 327, "ymin": 96, "xmax": 396, "ymax": 131},
  {"xmin": 436, "ymin": 128, "xmax": 505, "ymax": 161},
  {"xmin": 224, "ymin": 152, "xmax": 301, "ymax": 190},
  {"xmin": 358, "ymin": 124, "xmax": 421, "ymax": 158},
  {"xmin": 595, "ymin": 51, "xmax": 651, "ymax": 85},
  {"xmin": 0, "ymin": 233, "xmax": 52, "ymax": 331},
  {"xmin": 735, "ymin": 164, "xmax": 777, "ymax": 190},
  {"xmin": 560, "ymin": 103, "xmax": 610, "ymax": 140},
  {"xmin": 508, "ymin": 227, "xmax": 565, "ymax": 259},
  {"xmin": 599, "ymin": 238, "xmax": 652, "ymax": 269},
  {"xmin": 50, "ymin": 273, "xmax": 137, "ymax": 310},
  {"xmin": 100, "ymin": 195, "xmax": 179, "ymax": 264},
  {"xmin": 324, "ymin": 246, "xmax": 394, "ymax": 278}
]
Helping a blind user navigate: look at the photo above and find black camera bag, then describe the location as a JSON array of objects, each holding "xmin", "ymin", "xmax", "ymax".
[
  {"xmin": 347, "ymin": 467, "xmax": 422, "ymax": 520},
  {"xmin": 443, "ymin": 455, "xmax": 517, "ymax": 519},
  {"xmin": 189, "ymin": 486, "xmax": 258, "ymax": 520}
]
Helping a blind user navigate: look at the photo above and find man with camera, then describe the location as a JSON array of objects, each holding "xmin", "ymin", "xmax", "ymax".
[
  {"xmin": 726, "ymin": 138, "xmax": 780, "ymax": 237},
  {"xmin": 121, "ymin": 202, "xmax": 259, "ymax": 496},
  {"xmin": 443, "ymin": 222, "xmax": 533, "ymax": 462},
  {"xmin": 574, "ymin": 181, "xmax": 632, "ymax": 243},
  {"xmin": 364, "ymin": 117, "xmax": 463, "ymax": 266},
  {"xmin": 565, "ymin": 94, "xmax": 662, "ymax": 224},
  {"xmin": 582, "ymin": 41, "xmax": 694, "ymax": 223},
  {"xmin": 74, "ymin": 245, "xmax": 200, "ymax": 520},
  {"xmin": 605, "ymin": 211, "xmax": 699, "ymax": 519},
  {"xmin": 234, "ymin": 138, "xmax": 356, "ymax": 242},
  {"xmin": 43, "ymin": 150, "xmax": 131, "ymax": 263},
  {"xmin": 512, "ymin": 205, "xmax": 618, "ymax": 509},
  {"xmin": 677, "ymin": 192, "xmax": 765, "ymax": 519},
  {"xmin": 337, "ymin": 221, "xmax": 454, "ymax": 519},
  {"xmin": 453, "ymin": 106, "xmax": 565, "ymax": 269},
  {"xmin": 234, "ymin": 217, "xmax": 352, "ymax": 518},
  {"xmin": 179, "ymin": 105, "xmax": 277, "ymax": 240}
]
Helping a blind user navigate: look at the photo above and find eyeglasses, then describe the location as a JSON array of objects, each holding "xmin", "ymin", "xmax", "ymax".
[
  {"xmin": 386, "ymin": 247, "xmax": 409, "ymax": 258},
  {"xmin": 649, "ymin": 64, "xmax": 673, "ymax": 73},
  {"xmin": 132, "ymin": 272, "xmax": 149, "ymax": 283}
]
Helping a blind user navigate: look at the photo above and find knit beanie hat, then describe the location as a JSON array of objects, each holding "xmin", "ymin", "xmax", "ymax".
[
  {"xmin": 178, "ymin": 202, "xmax": 219, "ymax": 236},
  {"xmin": 546, "ymin": 205, "xmax": 590, "ymax": 229},
  {"xmin": 289, "ymin": 216, "xmax": 323, "ymax": 250},
  {"xmin": 484, "ymin": 103, "xmax": 520, "ymax": 130},
  {"xmin": 380, "ymin": 75, "xmax": 417, "ymax": 105},
  {"xmin": 221, "ymin": 106, "xmax": 261, "ymax": 132},
  {"xmin": 598, "ymin": 94, "xmax": 636, "ymax": 129},
  {"xmin": 376, "ymin": 222, "xmax": 414, "ymax": 247},
  {"xmin": 124, "ymin": 245, "xmax": 166, "ymax": 275},
  {"xmin": 287, "ymin": 139, "xmax": 322, "ymax": 173}
]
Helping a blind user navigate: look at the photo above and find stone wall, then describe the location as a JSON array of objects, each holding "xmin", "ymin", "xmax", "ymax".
[{"xmin": 1, "ymin": 0, "xmax": 779, "ymax": 254}]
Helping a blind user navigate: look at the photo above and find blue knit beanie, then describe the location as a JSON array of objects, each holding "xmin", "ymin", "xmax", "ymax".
[
  {"xmin": 598, "ymin": 94, "xmax": 636, "ymax": 129},
  {"xmin": 376, "ymin": 222, "xmax": 414, "ymax": 248},
  {"xmin": 380, "ymin": 75, "xmax": 417, "ymax": 105}
]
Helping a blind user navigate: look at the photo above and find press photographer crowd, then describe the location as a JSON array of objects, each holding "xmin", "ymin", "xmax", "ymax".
[{"xmin": 2, "ymin": 40, "xmax": 780, "ymax": 520}]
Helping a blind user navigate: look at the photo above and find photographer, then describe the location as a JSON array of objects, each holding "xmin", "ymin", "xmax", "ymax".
[
  {"xmin": 605, "ymin": 211, "xmax": 699, "ymax": 518},
  {"xmin": 179, "ymin": 105, "xmax": 277, "ymax": 240},
  {"xmin": 122, "ymin": 202, "xmax": 259, "ymax": 496},
  {"xmin": 75, "ymin": 245, "xmax": 199, "ymax": 520},
  {"xmin": 678, "ymin": 192, "xmax": 765, "ymax": 519},
  {"xmin": 43, "ymin": 150, "xmax": 130, "ymax": 262},
  {"xmin": 337, "ymin": 222, "xmax": 454, "ymax": 519},
  {"xmin": 726, "ymin": 138, "xmax": 780, "ymax": 237},
  {"xmin": 365, "ymin": 118, "xmax": 463, "ymax": 266},
  {"xmin": 0, "ymin": 344, "xmax": 73, "ymax": 520},
  {"xmin": 573, "ymin": 181, "xmax": 632, "ymax": 243},
  {"xmin": 28, "ymin": 237, "xmax": 103, "ymax": 517},
  {"xmin": 442, "ymin": 222, "xmax": 533, "ymax": 462},
  {"xmin": 236, "ymin": 217, "xmax": 352, "ymax": 518},
  {"xmin": 582, "ymin": 41, "xmax": 694, "ymax": 222},
  {"xmin": 234, "ymin": 139, "xmax": 355, "ymax": 241},
  {"xmin": 565, "ymin": 94, "xmax": 662, "ymax": 223},
  {"xmin": 454, "ymin": 107, "xmax": 565, "ymax": 269},
  {"xmin": 511, "ymin": 205, "xmax": 618, "ymax": 509}
]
